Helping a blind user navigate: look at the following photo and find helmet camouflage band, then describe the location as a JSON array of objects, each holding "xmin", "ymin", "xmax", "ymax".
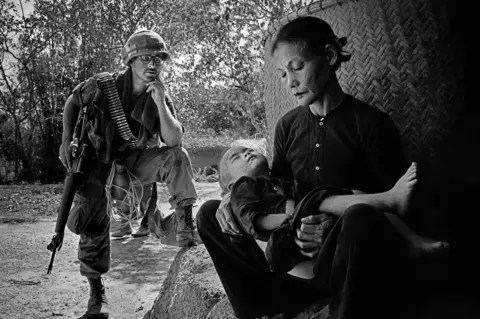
[{"xmin": 121, "ymin": 30, "xmax": 170, "ymax": 65}]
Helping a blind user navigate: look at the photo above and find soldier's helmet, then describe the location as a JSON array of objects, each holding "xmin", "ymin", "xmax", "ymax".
[{"xmin": 121, "ymin": 30, "xmax": 170, "ymax": 65}]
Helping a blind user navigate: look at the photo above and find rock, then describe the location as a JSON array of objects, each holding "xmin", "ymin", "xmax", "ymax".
[
  {"xmin": 206, "ymin": 297, "xmax": 237, "ymax": 319},
  {"xmin": 144, "ymin": 244, "xmax": 331, "ymax": 319},
  {"xmin": 294, "ymin": 302, "xmax": 330, "ymax": 319},
  {"xmin": 205, "ymin": 297, "xmax": 329, "ymax": 319},
  {"xmin": 143, "ymin": 245, "xmax": 227, "ymax": 319}
]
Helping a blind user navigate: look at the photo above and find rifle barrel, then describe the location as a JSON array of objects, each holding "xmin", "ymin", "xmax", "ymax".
[{"xmin": 47, "ymin": 247, "xmax": 57, "ymax": 274}]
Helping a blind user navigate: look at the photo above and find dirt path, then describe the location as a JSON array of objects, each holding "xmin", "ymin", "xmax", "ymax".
[{"xmin": 0, "ymin": 182, "xmax": 221, "ymax": 319}]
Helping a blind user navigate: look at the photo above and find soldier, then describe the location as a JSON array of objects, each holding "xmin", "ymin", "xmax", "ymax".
[{"xmin": 58, "ymin": 29, "xmax": 198, "ymax": 318}]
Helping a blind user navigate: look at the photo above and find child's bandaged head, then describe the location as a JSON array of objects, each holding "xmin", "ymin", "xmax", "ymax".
[
  {"xmin": 219, "ymin": 138, "xmax": 269, "ymax": 196},
  {"xmin": 230, "ymin": 138, "xmax": 269, "ymax": 159}
]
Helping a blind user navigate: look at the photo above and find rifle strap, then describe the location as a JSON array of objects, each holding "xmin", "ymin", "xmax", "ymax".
[{"xmin": 97, "ymin": 74, "xmax": 138, "ymax": 147}]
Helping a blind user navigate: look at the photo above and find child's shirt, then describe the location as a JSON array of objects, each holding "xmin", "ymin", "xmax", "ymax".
[
  {"xmin": 230, "ymin": 175, "xmax": 352, "ymax": 274},
  {"xmin": 230, "ymin": 175, "xmax": 295, "ymax": 241}
]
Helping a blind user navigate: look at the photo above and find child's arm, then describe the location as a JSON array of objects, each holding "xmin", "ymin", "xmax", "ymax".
[
  {"xmin": 230, "ymin": 177, "xmax": 294, "ymax": 240},
  {"xmin": 254, "ymin": 213, "xmax": 289, "ymax": 231},
  {"xmin": 253, "ymin": 197, "xmax": 295, "ymax": 230}
]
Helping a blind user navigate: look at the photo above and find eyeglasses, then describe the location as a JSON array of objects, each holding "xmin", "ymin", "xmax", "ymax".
[{"xmin": 137, "ymin": 55, "xmax": 164, "ymax": 65}]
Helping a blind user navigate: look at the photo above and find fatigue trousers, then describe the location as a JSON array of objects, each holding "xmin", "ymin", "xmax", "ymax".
[
  {"xmin": 67, "ymin": 146, "xmax": 197, "ymax": 278},
  {"xmin": 197, "ymin": 200, "xmax": 413, "ymax": 319}
]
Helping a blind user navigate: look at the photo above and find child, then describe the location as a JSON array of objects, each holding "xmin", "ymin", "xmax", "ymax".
[{"xmin": 219, "ymin": 145, "xmax": 449, "ymax": 277}]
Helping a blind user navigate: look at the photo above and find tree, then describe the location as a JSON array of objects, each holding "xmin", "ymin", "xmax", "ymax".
[{"xmin": 0, "ymin": 0, "xmax": 315, "ymax": 182}]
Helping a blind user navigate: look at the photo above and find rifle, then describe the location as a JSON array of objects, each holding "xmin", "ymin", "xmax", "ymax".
[{"xmin": 46, "ymin": 104, "xmax": 91, "ymax": 274}]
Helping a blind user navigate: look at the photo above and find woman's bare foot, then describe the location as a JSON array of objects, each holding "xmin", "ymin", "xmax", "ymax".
[
  {"xmin": 407, "ymin": 236, "xmax": 450, "ymax": 259},
  {"xmin": 390, "ymin": 162, "xmax": 417, "ymax": 216}
]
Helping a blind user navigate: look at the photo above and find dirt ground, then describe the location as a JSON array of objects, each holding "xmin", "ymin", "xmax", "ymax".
[{"xmin": 0, "ymin": 182, "xmax": 221, "ymax": 319}]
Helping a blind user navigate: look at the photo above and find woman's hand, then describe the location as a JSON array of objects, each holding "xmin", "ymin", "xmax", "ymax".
[{"xmin": 294, "ymin": 214, "xmax": 336, "ymax": 258}]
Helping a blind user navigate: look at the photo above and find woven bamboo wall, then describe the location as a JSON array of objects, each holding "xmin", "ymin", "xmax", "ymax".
[{"xmin": 263, "ymin": 0, "xmax": 470, "ymax": 239}]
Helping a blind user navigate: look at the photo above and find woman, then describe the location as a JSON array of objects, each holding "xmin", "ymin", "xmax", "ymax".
[{"xmin": 197, "ymin": 17, "xmax": 415, "ymax": 319}]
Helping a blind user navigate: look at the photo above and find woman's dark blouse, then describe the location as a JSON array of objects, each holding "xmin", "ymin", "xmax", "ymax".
[{"xmin": 271, "ymin": 95, "xmax": 407, "ymax": 199}]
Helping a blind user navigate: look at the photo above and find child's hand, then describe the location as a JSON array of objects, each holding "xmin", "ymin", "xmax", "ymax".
[
  {"xmin": 215, "ymin": 193, "xmax": 242, "ymax": 235},
  {"xmin": 285, "ymin": 199, "xmax": 295, "ymax": 217}
]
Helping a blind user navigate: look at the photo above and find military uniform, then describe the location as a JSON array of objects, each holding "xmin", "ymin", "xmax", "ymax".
[{"xmin": 60, "ymin": 30, "xmax": 197, "ymax": 319}]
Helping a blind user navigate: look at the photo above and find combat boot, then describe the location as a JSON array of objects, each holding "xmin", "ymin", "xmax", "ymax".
[
  {"xmin": 110, "ymin": 223, "xmax": 132, "ymax": 237},
  {"xmin": 132, "ymin": 224, "xmax": 149, "ymax": 237},
  {"xmin": 175, "ymin": 205, "xmax": 202, "ymax": 247},
  {"xmin": 111, "ymin": 203, "xmax": 133, "ymax": 237},
  {"xmin": 132, "ymin": 212, "xmax": 149, "ymax": 237},
  {"xmin": 78, "ymin": 277, "xmax": 109, "ymax": 318}
]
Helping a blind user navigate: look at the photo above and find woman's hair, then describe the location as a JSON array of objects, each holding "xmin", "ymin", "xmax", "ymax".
[{"xmin": 270, "ymin": 16, "xmax": 351, "ymax": 71}]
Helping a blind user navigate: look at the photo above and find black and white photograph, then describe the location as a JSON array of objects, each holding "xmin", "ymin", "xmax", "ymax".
[{"xmin": 0, "ymin": 0, "xmax": 473, "ymax": 318}]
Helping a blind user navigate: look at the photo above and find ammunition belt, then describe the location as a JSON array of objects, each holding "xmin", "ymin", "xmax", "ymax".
[{"xmin": 97, "ymin": 74, "xmax": 138, "ymax": 148}]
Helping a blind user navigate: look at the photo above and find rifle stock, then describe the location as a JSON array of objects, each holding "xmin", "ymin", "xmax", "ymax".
[{"xmin": 54, "ymin": 172, "xmax": 78, "ymax": 234}]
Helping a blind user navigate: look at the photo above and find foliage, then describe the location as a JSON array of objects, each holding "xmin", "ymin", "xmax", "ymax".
[
  {"xmin": 193, "ymin": 167, "xmax": 219, "ymax": 183},
  {"xmin": 0, "ymin": 0, "xmax": 315, "ymax": 183}
]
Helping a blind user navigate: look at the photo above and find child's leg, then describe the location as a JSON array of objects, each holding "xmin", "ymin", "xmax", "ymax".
[
  {"xmin": 318, "ymin": 162, "xmax": 418, "ymax": 216},
  {"xmin": 319, "ymin": 162, "xmax": 449, "ymax": 258},
  {"xmin": 255, "ymin": 239, "xmax": 316, "ymax": 279},
  {"xmin": 385, "ymin": 213, "xmax": 449, "ymax": 258},
  {"xmin": 279, "ymin": 164, "xmax": 417, "ymax": 278}
]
